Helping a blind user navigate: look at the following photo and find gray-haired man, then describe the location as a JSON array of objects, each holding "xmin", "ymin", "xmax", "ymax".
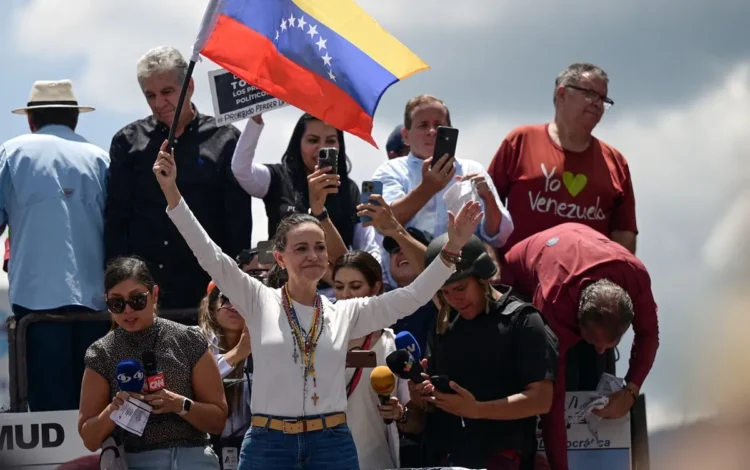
[
  {"xmin": 105, "ymin": 46, "xmax": 253, "ymax": 309},
  {"xmin": 501, "ymin": 222, "xmax": 659, "ymax": 470}
]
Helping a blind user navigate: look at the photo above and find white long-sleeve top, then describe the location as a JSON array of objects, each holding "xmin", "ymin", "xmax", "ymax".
[
  {"xmin": 206, "ymin": 332, "xmax": 252, "ymax": 438},
  {"xmin": 167, "ymin": 198, "xmax": 455, "ymax": 417},
  {"xmin": 345, "ymin": 328, "xmax": 409, "ymax": 470},
  {"xmin": 230, "ymin": 118, "xmax": 381, "ymax": 263}
]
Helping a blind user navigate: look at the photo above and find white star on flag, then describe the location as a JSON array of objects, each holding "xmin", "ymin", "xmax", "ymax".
[
  {"xmin": 288, "ymin": 14, "xmax": 296, "ymax": 28},
  {"xmin": 280, "ymin": 19, "xmax": 287, "ymax": 31},
  {"xmin": 315, "ymin": 37, "xmax": 327, "ymax": 51},
  {"xmin": 307, "ymin": 24, "xmax": 318, "ymax": 38},
  {"xmin": 327, "ymin": 70, "xmax": 336, "ymax": 81},
  {"xmin": 297, "ymin": 16, "xmax": 307, "ymax": 29},
  {"xmin": 321, "ymin": 52, "xmax": 332, "ymax": 66}
]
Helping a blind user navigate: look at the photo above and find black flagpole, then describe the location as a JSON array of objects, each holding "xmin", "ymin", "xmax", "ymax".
[
  {"xmin": 161, "ymin": 60, "xmax": 197, "ymax": 175},
  {"xmin": 167, "ymin": 60, "xmax": 197, "ymax": 149}
]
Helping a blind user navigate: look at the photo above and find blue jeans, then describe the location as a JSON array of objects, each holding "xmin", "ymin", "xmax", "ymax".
[
  {"xmin": 239, "ymin": 418, "xmax": 359, "ymax": 470},
  {"xmin": 126, "ymin": 446, "xmax": 219, "ymax": 470}
]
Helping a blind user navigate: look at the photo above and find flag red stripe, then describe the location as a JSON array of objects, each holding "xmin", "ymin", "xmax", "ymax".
[{"xmin": 202, "ymin": 14, "xmax": 376, "ymax": 145}]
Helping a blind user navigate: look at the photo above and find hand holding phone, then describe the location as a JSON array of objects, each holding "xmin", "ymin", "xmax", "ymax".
[{"xmin": 430, "ymin": 375, "xmax": 457, "ymax": 394}]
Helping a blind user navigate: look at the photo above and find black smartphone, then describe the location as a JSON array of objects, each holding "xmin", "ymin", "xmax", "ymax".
[
  {"xmin": 318, "ymin": 148, "xmax": 339, "ymax": 174},
  {"xmin": 346, "ymin": 350, "xmax": 377, "ymax": 368},
  {"xmin": 431, "ymin": 126, "xmax": 459, "ymax": 167},
  {"xmin": 256, "ymin": 240, "xmax": 274, "ymax": 265},
  {"xmin": 430, "ymin": 375, "xmax": 457, "ymax": 394}
]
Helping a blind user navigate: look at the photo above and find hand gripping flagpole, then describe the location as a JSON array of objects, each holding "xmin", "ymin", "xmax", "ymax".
[{"xmin": 162, "ymin": 0, "xmax": 224, "ymax": 174}]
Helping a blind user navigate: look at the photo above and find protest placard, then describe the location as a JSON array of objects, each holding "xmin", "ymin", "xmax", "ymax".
[{"xmin": 208, "ymin": 69, "xmax": 288, "ymax": 126}]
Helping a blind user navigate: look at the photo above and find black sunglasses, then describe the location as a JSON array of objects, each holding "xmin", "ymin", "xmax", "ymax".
[{"xmin": 106, "ymin": 293, "xmax": 149, "ymax": 314}]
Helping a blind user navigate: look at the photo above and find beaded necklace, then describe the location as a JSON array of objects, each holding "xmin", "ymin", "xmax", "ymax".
[{"xmin": 281, "ymin": 284, "xmax": 324, "ymax": 407}]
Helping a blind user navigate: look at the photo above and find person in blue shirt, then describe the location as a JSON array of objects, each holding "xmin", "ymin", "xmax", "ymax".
[{"xmin": 0, "ymin": 80, "xmax": 110, "ymax": 411}]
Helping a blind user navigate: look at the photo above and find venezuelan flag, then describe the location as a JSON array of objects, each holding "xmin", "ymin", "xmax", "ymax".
[{"xmin": 192, "ymin": 0, "xmax": 429, "ymax": 146}]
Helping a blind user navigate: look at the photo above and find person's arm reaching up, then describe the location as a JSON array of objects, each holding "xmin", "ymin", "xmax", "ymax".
[
  {"xmin": 346, "ymin": 199, "xmax": 483, "ymax": 338},
  {"xmin": 230, "ymin": 116, "xmax": 272, "ymax": 199}
]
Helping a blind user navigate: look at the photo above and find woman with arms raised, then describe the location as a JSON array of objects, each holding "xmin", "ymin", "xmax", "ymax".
[{"xmin": 152, "ymin": 141, "xmax": 482, "ymax": 470}]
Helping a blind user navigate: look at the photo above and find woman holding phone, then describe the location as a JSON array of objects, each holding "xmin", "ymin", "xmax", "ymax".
[
  {"xmin": 229, "ymin": 114, "xmax": 381, "ymax": 290},
  {"xmin": 152, "ymin": 139, "xmax": 482, "ymax": 470}
]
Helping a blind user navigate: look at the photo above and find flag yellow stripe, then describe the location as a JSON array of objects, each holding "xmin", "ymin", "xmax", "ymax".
[{"xmin": 292, "ymin": 0, "xmax": 429, "ymax": 79}]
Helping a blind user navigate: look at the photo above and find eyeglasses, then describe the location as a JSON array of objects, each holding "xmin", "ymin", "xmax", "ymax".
[
  {"xmin": 106, "ymin": 293, "xmax": 149, "ymax": 314},
  {"xmin": 566, "ymin": 85, "xmax": 614, "ymax": 109}
]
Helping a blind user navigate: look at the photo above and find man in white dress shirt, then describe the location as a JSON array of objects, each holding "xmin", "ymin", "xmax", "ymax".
[{"xmin": 371, "ymin": 94, "xmax": 514, "ymax": 248}]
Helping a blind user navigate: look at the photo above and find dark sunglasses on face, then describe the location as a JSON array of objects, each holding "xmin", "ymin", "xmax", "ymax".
[{"xmin": 107, "ymin": 293, "xmax": 149, "ymax": 314}]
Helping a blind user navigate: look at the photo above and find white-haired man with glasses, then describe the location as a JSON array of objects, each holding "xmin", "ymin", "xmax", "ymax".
[{"xmin": 488, "ymin": 62, "xmax": 638, "ymax": 255}]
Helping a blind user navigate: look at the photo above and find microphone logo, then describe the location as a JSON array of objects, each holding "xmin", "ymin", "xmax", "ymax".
[
  {"xmin": 116, "ymin": 370, "xmax": 143, "ymax": 384},
  {"xmin": 406, "ymin": 345, "xmax": 416, "ymax": 354},
  {"xmin": 146, "ymin": 373, "xmax": 165, "ymax": 392},
  {"xmin": 403, "ymin": 356, "xmax": 415, "ymax": 373}
]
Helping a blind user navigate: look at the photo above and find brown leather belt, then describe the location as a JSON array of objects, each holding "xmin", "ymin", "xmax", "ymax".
[{"xmin": 250, "ymin": 413, "xmax": 347, "ymax": 434}]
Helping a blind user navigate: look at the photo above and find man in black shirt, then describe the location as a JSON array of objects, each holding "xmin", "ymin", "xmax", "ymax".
[
  {"xmin": 105, "ymin": 46, "xmax": 252, "ymax": 309},
  {"xmin": 413, "ymin": 234, "xmax": 559, "ymax": 470}
]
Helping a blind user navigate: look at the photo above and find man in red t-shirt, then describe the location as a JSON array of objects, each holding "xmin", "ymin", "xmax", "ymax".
[
  {"xmin": 488, "ymin": 63, "xmax": 638, "ymax": 254},
  {"xmin": 502, "ymin": 223, "xmax": 659, "ymax": 470}
]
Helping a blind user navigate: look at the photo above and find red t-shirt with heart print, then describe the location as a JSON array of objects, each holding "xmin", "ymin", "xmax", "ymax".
[{"xmin": 488, "ymin": 123, "xmax": 638, "ymax": 252}]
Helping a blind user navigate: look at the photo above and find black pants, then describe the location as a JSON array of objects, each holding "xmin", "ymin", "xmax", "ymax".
[{"xmin": 12, "ymin": 305, "xmax": 110, "ymax": 411}]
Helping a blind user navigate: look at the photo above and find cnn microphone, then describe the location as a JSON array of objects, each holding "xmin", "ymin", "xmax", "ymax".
[
  {"xmin": 370, "ymin": 366, "xmax": 396, "ymax": 425},
  {"xmin": 386, "ymin": 349, "xmax": 425, "ymax": 384},
  {"xmin": 394, "ymin": 331, "xmax": 421, "ymax": 361},
  {"xmin": 116, "ymin": 359, "xmax": 145, "ymax": 393},
  {"xmin": 142, "ymin": 350, "xmax": 165, "ymax": 392}
]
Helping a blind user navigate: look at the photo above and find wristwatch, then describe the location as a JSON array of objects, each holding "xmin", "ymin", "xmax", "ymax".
[
  {"xmin": 178, "ymin": 398, "xmax": 193, "ymax": 416},
  {"xmin": 308, "ymin": 207, "xmax": 329, "ymax": 221}
]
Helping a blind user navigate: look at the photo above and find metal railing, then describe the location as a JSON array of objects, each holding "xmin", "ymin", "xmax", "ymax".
[{"xmin": 6, "ymin": 309, "xmax": 198, "ymax": 412}]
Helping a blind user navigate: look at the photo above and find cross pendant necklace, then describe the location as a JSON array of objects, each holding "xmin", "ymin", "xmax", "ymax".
[
  {"xmin": 312, "ymin": 393, "xmax": 319, "ymax": 406},
  {"xmin": 292, "ymin": 348, "xmax": 299, "ymax": 363}
]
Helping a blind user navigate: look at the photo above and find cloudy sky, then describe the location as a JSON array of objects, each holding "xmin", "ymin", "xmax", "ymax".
[{"xmin": 1, "ymin": 0, "xmax": 749, "ymax": 428}]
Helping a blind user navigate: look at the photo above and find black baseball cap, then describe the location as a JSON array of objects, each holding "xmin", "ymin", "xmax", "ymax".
[{"xmin": 383, "ymin": 227, "xmax": 433, "ymax": 253}]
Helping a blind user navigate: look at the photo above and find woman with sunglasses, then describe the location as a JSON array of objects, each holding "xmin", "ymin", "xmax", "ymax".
[
  {"xmin": 198, "ymin": 282, "xmax": 253, "ymax": 461},
  {"xmin": 153, "ymin": 141, "xmax": 482, "ymax": 470},
  {"xmin": 78, "ymin": 256, "xmax": 228, "ymax": 470}
]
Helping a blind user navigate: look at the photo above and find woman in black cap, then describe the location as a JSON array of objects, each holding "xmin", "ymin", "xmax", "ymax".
[{"xmin": 410, "ymin": 234, "xmax": 559, "ymax": 470}]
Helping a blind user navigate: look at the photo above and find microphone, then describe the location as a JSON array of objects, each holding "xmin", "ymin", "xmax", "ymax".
[
  {"xmin": 386, "ymin": 349, "xmax": 425, "ymax": 384},
  {"xmin": 116, "ymin": 359, "xmax": 145, "ymax": 393},
  {"xmin": 370, "ymin": 366, "xmax": 396, "ymax": 425},
  {"xmin": 395, "ymin": 331, "xmax": 421, "ymax": 361},
  {"xmin": 142, "ymin": 351, "xmax": 166, "ymax": 392}
]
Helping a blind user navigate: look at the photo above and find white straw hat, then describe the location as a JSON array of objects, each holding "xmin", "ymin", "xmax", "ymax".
[{"xmin": 12, "ymin": 79, "xmax": 95, "ymax": 114}]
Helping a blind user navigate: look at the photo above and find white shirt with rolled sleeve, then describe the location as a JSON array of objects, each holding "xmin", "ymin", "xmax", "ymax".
[
  {"xmin": 371, "ymin": 153, "xmax": 514, "ymax": 247},
  {"xmin": 167, "ymin": 198, "xmax": 456, "ymax": 418}
]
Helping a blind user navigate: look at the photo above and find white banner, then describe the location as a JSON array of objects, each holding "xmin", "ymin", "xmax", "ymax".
[
  {"xmin": 0, "ymin": 410, "xmax": 97, "ymax": 469},
  {"xmin": 536, "ymin": 391, "xmax": 632, "ymax": 470}
]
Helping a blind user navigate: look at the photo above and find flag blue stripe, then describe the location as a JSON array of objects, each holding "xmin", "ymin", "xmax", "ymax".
[{"xmin": 222, "ymin": 0, "xmax": 398, "ymax": 117}]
